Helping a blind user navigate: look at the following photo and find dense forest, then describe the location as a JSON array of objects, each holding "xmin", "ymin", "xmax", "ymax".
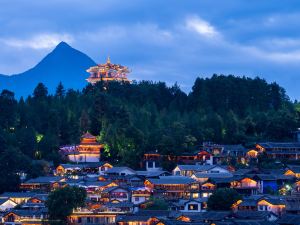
[{"xmin": 0, "ymin": 74, "xmax": 299, "ymax": 192}]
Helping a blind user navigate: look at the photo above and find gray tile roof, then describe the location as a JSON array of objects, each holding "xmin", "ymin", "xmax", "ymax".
[
  {"xmin": 257, "ymin": 142, "xmax": 300, "ymax": 149},
  {"xmin": 104, "ymin": 201, "xmax": 134, "ymax": 208},
  {"xmin": 0, "ymin": 192, "xmax": 36, "ymax": 198},
  {"xmin": 4, "ymin": 209, "xmax": 47, "ymax": 217},
  {"xmin": 148, "ymin": 176, "xmax": 194, "ymax": 185},
  {"xmin": 193, "ymin": 172, "xmax": 233, "ymax": 179},
  {"xmin": 287, "ymin": 165, "xmax": 300, "ymax": 173},
  {"xmin": 238, "ymin": 199, "xmax": 258, "ymax": 207},
  {"xmin": 102, "ymin": 186, "xmax": 128, "ymax": 193},
  {"xmin": 176, "ymin": 165, "xmax": 215, "ymax": 171},
  {"xmin": 222, "ymin": 144, "xmax": 247, "ymax": 152},
  {"xmin": 0, "ymin": 198, "xmax": 13, "ymax": 205},
  {"xmin": 116, "ymin": 215, "xmax": 154, "ymax": 222},
  {"xmin": 24, "ymin": 176, "xmax": 63, "ymax": 184},
  {"xmin": 251, "ymin": 174, "xmax": 276, "ymax": 181},
  {"xmin": 136, "ymin": 170, "xmax": 170, "ymax": 177},
  {"xmin": 105, "ymin": 167, "xmax": 136, "ymax": 174}
]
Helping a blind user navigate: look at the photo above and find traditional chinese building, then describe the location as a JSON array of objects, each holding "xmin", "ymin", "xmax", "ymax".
[
  {"xmin": 60, "ymin": 132, "xmax": 103, "ymax": 163},
  {"xmin": 144, "ymin": 176, "xmax": 195, "ymax": 200},
  {"xmin": 256, "ymin": 142, "xmax": 300, "ymax": 160},
  {"xmin": 86, "ymin": 57, "xmax": 130, "ymax": 84}
]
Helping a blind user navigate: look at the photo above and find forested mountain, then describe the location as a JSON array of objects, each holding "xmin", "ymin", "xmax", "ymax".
[
  {"xmin": 0, "ymin": 42, "xmax": 95, "ymax": 98},
  {"xmin": 0, "ymin": 75, "xmax": 299, "ymax": 181}
]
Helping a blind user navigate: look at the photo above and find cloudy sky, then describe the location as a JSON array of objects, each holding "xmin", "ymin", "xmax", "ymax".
[{"xmin": 1, "ymin": 0, "xmax": 300, "ymax": 99}]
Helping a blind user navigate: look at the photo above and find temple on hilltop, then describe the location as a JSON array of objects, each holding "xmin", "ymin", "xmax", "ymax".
[
  {"xmin": 86, "ymin": 56, "xmax": 130, "ymax": 84},
  {"xmin": 59, "ymin": 132, "xmax": 103, "ymax": 163}
]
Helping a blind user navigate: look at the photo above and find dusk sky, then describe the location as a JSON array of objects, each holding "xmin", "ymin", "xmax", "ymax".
[{"xmin": 1, "ymin": 0, "xmax": 300, "ymax": 99}]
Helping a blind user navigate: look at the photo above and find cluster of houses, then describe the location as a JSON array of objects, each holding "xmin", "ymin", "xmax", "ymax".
[{"xmin": 1, "ymin": 132, "xmax": 300, "ymax": 225}]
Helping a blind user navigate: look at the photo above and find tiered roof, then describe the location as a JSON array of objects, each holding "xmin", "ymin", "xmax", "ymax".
[{"xmin": 86, "ymin": 57, "xmax": 130, "ymax": 84}]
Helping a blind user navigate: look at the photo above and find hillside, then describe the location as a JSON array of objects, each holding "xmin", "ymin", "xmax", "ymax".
[{"xmin": 0, "ymin": 75, "xmax": 298, "ymax": 169}]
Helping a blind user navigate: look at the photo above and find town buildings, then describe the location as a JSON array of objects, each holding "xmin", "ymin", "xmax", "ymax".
[{"xmin": 3, "ymin": 131, "xmax": 300, "ymax": 225}]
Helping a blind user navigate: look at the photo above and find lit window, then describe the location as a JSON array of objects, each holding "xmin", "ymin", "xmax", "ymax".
[{"xmin": 188, "ymin": 204, "xmax": 199, "ymax": 211}]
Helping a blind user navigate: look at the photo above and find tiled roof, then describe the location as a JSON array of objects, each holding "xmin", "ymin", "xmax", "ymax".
[
  {"xmin": 21, "ymin": 202, "xmax": 45, "ymax": 208},
  {"xmin": 137, "ymin": 210, "xmax": 170, "ymax": 216},
  {"xmin": 196, "ymin": 211, "xmax": 232, "ymax": 221},
  {"xmin": 24, "ymin": 176, "xmax": 63, "ymax": 184},
  {"xmin": 193, "ymin": 172, "xmax": 233, "ymax": 179},
  {"xmin": 105, "ymin": 167, "xmax": 136, "ymax": 174},
  {"xmin": 174, "ymin": 198, "xmax": 208, "ymax": 206},
  {"xmin": 222, "ymin": 144, "xmax": 247, "ymax": 152},
  {"xmin": 0, "ymin": 192, "xmax": 36, "ymax": 198},
  {"xmin": 261, "ymin": 197, "xmax": 285, "ymax": 205},
  {"xmin": 4, "ymin": 209, "xmax": 47, "ymax": 217},
  {"xmin": 136, "ymin": 170, "xmax": 171, "ymax": 177},
  {"xmin": 0, "ymin": 198, "xmax": 13, "ymax": 205},
  {"xmin": 80, "ymin": 181, "xmax": 112, "ymax": 187},
  {"xmin": 176, "ymin": 165, "xmax": 215, "ymax": 171},
  {"xmin": 287, "ymin": 165, "xmax": 300, "ymax": 173},
  {"xmin": 105, "ymin": 201, "xmax": 134, "ymax": 208},
  {"xmin": 116, "ymin": 215, "xmax": 154, "ymax": 222},
  {"xmin": 233, "ymin": 169, "xmax": 253, "ymax": 176},
  {"xmin": 285, "ymin": 198, "xmax": 300, "ymax": 210},
  {"xmin": 59, "ymin": 162, "xmax": 109, "ymax": 169},
  {"xmin": 102, "ymin": 186, "xmax": 128, "ymax": 193},
  {"xmin": 239, "ymin": 199, "xmax": 258, "ymax": 207},
  {"xmin": 257, "ymin": 142, "xmax": 300, "ymax": 149},
  {"xmin": 251, "ymin": 174, "xmax": 276, "ymax": 181},
  {"xmin": 59, "ymin": 164, "xmax": 85, "ymax": 169},
  {"xmin": 209, "ymin": 177, "xmax": 236, "ymax": 184},
  {"xmin": 148, "ymin": 176, "xmax": 194, "ymax": 185}
]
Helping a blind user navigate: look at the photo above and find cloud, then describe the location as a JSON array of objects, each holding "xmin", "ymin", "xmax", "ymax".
[
  {"xmin": 2, "ymin": 33, "xmax": 73, "ymax": 49},
  {"xmin": 185, "ymin": 16, "xmax": 220, "ymax": 39},
  {"xmin": 79, "ymin": 23, "xmax": 173, "ymax": 46},
  {"xmin": 2, "ymin": 0, "xmax": 300, "ymax": 98}
]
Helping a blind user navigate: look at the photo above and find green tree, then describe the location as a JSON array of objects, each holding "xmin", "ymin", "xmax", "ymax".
[
  {"xmin": 55, "ymin": 82, "xmax": 65, "ymax": 99},
  {"xmin": 0, "ymin": 147, "xmax": 30, "ymax": 193},
  {"xmin": 207, "ymin": 188, "xmax": 242, "ymax": 210},
  {"xmin": 46, "ymin": 186, "xmax": 86, "ymax": 222},
  {"xmin": 0, "ymin": 90, "xmax": 17, "ymax": 130},
  {"xmin": 33, "ymin": 83, "xmax": 48, "ymax": 99},
  {"xmin": 145, "ymin": 197, "xmax": 169, "ymax": 210}
]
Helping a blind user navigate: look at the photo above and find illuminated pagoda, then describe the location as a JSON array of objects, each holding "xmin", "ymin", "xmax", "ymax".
[
  {"xmin": 86, "ymin": 56, "xmax": 130, "ymax": 84},
  {"xmin": 60, "ymin": 132, "xmax": 103, "ymax": 163}
]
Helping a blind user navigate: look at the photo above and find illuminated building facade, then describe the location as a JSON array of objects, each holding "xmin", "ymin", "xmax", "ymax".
[
  {"xmin": 86, "ymin": 57, "xmax": 130, "ymax": 84},
  {"xmin": 61, "ymin": 132, "xmax": 103, "ymax": 163}
]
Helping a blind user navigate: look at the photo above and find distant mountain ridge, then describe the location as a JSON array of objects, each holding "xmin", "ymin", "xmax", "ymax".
[{"xmin": 0, "ymin": 42, "xmax": 96, "ymax": 97}]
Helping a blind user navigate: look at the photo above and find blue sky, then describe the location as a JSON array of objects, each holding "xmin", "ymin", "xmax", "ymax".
[{"xmin": 1, "ymin": 0, "xmax": 300, "ymax": 99}]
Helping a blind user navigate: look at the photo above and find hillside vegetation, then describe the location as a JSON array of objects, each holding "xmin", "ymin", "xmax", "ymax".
[{"xmin": 0, "ymin": 75, "xmax": 299, "ymax": 176}]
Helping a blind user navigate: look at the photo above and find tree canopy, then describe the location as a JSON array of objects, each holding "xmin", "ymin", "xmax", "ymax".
[
  {"xmin": 207, "ymin": 188, "xmax": 242, "ymax": 210},
  {"xmin": 0, "ymin": 75, "xmax": 298, "ymax": 173},
  {"xmin": 46, "ymin": 186, "xmax": 86, "ymax": 222}
]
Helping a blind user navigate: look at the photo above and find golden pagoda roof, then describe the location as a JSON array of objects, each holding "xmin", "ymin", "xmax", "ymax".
[
  {"xmin": 86, "ymin": 57, "xmax": 130, "ymax": 74},
  {"xmin": 86, "ymin": 57, "xmax": 130, "ymax": 84}
]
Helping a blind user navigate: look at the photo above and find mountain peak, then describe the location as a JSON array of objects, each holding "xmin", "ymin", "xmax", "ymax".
[
  {"xmin": 40, "ymin": 41, "xmax": 95, "ymax": 65},
  {"xmin": 0, "ymin": 42, "xmax": 96, "ymax": 97},
  {"xmin": 51, "ymin": 41, "xmax": 75, "ymax": 54},
  {"xmin": 55, "ymin": 41, "xmax": 72, "ymax": 49}
]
